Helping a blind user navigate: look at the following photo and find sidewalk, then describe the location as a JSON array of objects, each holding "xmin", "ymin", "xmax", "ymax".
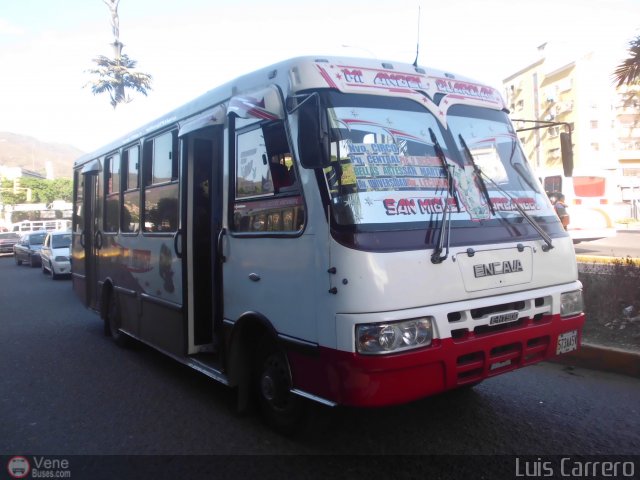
[{"xmin": 550, "ymin": 343, "xmax": 640, "ymax": 378}]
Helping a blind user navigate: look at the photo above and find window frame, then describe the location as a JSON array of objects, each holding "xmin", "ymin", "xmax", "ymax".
[
  {"xmin": 142, "ymin": 130, "xmax": 180, "ymax": 235},
  {"xmin": 121, "ymin": 143, "xmax": 142, "ymax": 235},
  {"xmin": 104, "ymin": 151, "xmax": 121, "ymax": 234},
  {"xmin": 230, "ymin": 118, "xmax": 306, "ymax": 237}
]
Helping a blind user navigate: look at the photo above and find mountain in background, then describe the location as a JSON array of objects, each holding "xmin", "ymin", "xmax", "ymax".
[{"xmin": 0, "ymin": 132, "xmax": 84, "ymax": 179}]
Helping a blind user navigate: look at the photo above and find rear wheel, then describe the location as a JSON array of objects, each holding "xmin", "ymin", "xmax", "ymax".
[
  {"xmin": 255, "ymin": 345, "xmax": 305, "ymax": 434},
  {"xmin": 104, "ymin": 290, "xmax": 129, "ymax": 347},
  {"xmin": 15, "ymin": 254, "xmax": 22, "ymax": 266}
]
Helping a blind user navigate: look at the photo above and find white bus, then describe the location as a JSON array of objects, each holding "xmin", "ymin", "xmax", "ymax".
[
  {"xmin": 12, "ymin": 219, "xmax": 72, "ymax": 233},
  {"xmin": 539, "ymin": 169, "xmax": 618, "ymax": 242},
  {"xmin": 72, "ymin": 56, "xmax": 585, "ymax": 431}
]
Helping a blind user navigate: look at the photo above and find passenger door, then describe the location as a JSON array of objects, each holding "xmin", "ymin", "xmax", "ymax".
[
  {"xmin": 179, "ymin": 109, "xmax": 225, "ymax": 354},
  {"xmin": 72, "ymin": 162, "xmax": 101, "ymax": 309}
]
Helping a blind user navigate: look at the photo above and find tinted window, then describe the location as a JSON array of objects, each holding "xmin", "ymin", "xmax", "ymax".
[
  {"xmin": 29, "ymin": 233, "xmax": 46, "ymax": 245},
  {"xmin": 73, "ymin": 171, "xmax": 84, "ymax": 234},
  {"xmin": 144, "ymin": 184, "xmax": 179, "ymax": 232},
  {"xmin": 105, "ymin": 153, "xmax": 121, "ymax": 233},
  {"xmin": 145, "ymin": 132, "xmax": 178, "ymax": 186},
  {"xmin": 122, "ymin": 145, "xmax": 141, "ymax": 234},
  {"xmin": 233, "ymin": 121, "xmax": 304, "ymax": 233},
  {"xmin": 52, "ymin": 234, "xmax": 72, "ymax": 248},
  {"xmin": 143, "ymin": 131, "xmax": 179, "ymax": 233}
]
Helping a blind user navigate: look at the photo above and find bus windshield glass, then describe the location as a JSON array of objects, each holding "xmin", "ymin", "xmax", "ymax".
[{"xmin": 320, "ymin": 93, "xmax": 548, "ymax": 230}]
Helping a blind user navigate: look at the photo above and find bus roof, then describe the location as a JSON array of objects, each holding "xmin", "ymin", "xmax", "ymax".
[{"xmin": 75, "ymin": 55, "xmax": 505, "ymax": 168}]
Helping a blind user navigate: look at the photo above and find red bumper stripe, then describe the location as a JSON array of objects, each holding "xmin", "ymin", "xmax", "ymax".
[{"xmin": 288, "ymin": 313, "xmax": 585, "ymax": 407}]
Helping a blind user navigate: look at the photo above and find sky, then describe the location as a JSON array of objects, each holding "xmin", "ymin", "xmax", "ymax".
[{"xmin": 0, "ymin": 0, "xmax": 639, "ymax": 153}]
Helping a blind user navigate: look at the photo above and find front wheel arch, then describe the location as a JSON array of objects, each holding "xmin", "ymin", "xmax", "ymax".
[{"xmin": 225, "ymin": 313, "xmax": 305, "ymax": 432}]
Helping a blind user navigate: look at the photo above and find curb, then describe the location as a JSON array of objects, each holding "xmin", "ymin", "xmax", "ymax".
[
  {"xmin": 576, "ymin": 255, "xmax": 640, "ymax": 264},
  {"xmin": 549, "ymin": 343, "xmax": 640, "ymax": 378}
]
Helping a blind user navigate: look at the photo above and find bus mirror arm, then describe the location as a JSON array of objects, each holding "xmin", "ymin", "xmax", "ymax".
[{"xmin": 513, "ymin": 119, "xmax": 573, "ymax": 177}]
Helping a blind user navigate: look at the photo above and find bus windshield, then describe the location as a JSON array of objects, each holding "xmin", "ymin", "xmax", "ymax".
[{"xmin": 320, "ymin": 93, "xmax": 548, "ymax": 230}]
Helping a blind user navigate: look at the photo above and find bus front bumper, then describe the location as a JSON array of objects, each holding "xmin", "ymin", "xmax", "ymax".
[{"xmin": 288, "ymin": 312, "xmax": 585, "ymax": 407}]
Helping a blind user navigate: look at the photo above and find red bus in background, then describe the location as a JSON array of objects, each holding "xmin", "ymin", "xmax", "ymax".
[{"xmin": 541, "ymin": 170, "xmax": 617, "ymax": 243}]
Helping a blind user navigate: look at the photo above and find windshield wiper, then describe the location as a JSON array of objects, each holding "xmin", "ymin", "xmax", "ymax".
[
  {"xmin": 429, "ymin": 128, "xmax": 456, "ymax": 264},
  {"xmin": 459, "ymin": 135, "xmax": 554, "ymax": 251},
  {"xmin": 458, "ymin": 134, "xmax": 495, "ymax": 216}
]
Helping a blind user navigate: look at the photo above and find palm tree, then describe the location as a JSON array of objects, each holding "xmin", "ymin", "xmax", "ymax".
[
  {"xmin": 86, "ymin": 0, "xmax": 152, "ymax": 108},
  {"xmin": 86, "ymin": 54, "xmax": 152, "ymax": 108},
  {"xmin": 613, "ymin": 35, "xmax": 640, "ymax": 87}
]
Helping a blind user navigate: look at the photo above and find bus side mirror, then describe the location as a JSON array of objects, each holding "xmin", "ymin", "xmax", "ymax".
[
  {"xmin": 297, "ymin": 99, "xmax": 331, "ymax": 169},
  {"xmin": 560, "ymin": 132, "xmax": 573, "ymax": 178}
]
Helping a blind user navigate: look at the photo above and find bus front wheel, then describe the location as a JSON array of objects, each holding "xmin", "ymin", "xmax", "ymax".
[{"xmin": 255, "ymin": 347, "xmax": 305, "ymax": 434}]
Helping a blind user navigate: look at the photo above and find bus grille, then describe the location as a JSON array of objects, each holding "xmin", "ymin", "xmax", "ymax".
[
  {"xmin": 455, "ymin": 335, "xmax": 551, "ymax": 385},
  {"xmin": 445, "ymin": 295, "xmax": 553, "ymax": 385},
  {"xmin": 447, "ymin": 296, "xmax": 549, "ymax": 342}
]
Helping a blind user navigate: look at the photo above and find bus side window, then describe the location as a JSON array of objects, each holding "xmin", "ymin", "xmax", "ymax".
[
  {"xmin": 143, "ymin": 131, "xmax": 179, "ymax": 233},
  {"xmin": 121, "ymin": 145, "xmax": 141, "ymax": 234},
  {"xmin": 104, "ymin": 153, "xmax": 120, "ymax": 233},
  {"xmin": 73, "ymin": 171, "xmax": 84, "ymax": 234},
  {"xmin": 233, "ymin": 120, "xmax": 304, "ymax": 233}
]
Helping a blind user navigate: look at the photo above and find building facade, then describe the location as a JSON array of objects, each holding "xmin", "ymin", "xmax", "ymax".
[{"xmin": 503, "ymin": 43, "xmax": 640, "ymax": 217}]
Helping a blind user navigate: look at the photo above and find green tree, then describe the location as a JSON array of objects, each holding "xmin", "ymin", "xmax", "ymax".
[
  {"xmin": 1, "ymin": 178, "xmax": 73, "ymax": 206},
  {"xmin": 86, "ymin": 0, "xmax": 152, "ymax": 108},
  {"xmin": 86, "ymin": 54, "xmax": 152, "ymax": 108},
  {"xmin": 21, "ymin": 178, "xmax": 73, "ymax": 204},
  {"xmin": 0, "ymin": 179, "xmax": 26, "ymax": 205}
]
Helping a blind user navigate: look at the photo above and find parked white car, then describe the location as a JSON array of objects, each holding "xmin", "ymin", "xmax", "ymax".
[{"xmin": 40, "ymin": 231, "xmax": 72, "ymax": 279}]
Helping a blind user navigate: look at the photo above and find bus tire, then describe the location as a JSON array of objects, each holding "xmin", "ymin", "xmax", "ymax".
[
  {"xmin": 255, "ymin": 345, "xmax": 305, "ymax": 434},
  {"xmin": 105, "ymin": 289, "xmax": 129, "ymax": 348}
]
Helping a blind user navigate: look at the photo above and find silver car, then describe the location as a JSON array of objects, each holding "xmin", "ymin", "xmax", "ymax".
[{"xmin": 40, "ymin": 231, "xmax": 72, "ymax": 279}]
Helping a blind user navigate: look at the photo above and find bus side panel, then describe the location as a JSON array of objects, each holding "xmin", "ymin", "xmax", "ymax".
[
  {"xmin": 98, "ymin": 234, "xmax": 140, "ymax": 336},
  {"xmin": 139, "ymin": 299, "xmax": 184, "ymax": 355},
  {"xmin": 223, "ymin": 235, "xmax": 317, "ymax": 343},
  {"xmin": 134, "ymin": 236, "xmax": 184, "ymax": 355}
]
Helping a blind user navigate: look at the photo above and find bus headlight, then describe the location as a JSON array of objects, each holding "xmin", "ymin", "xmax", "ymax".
[
  {"xmin": 356, "ymin": 318, "xmax": 433, "ymax": 355},
  {"xmin": 561, "ymin": 290, "xmax": 584, "ymax": 317}
]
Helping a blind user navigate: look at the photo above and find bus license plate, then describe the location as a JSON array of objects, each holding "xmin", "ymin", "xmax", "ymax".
[
  {"xmin": 489, "ymin": 311, "xmax": 519, "ymax": 326},
  {"xmin": 556, "ymin": 330, "xmax": 578, "ymax": 355}
]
